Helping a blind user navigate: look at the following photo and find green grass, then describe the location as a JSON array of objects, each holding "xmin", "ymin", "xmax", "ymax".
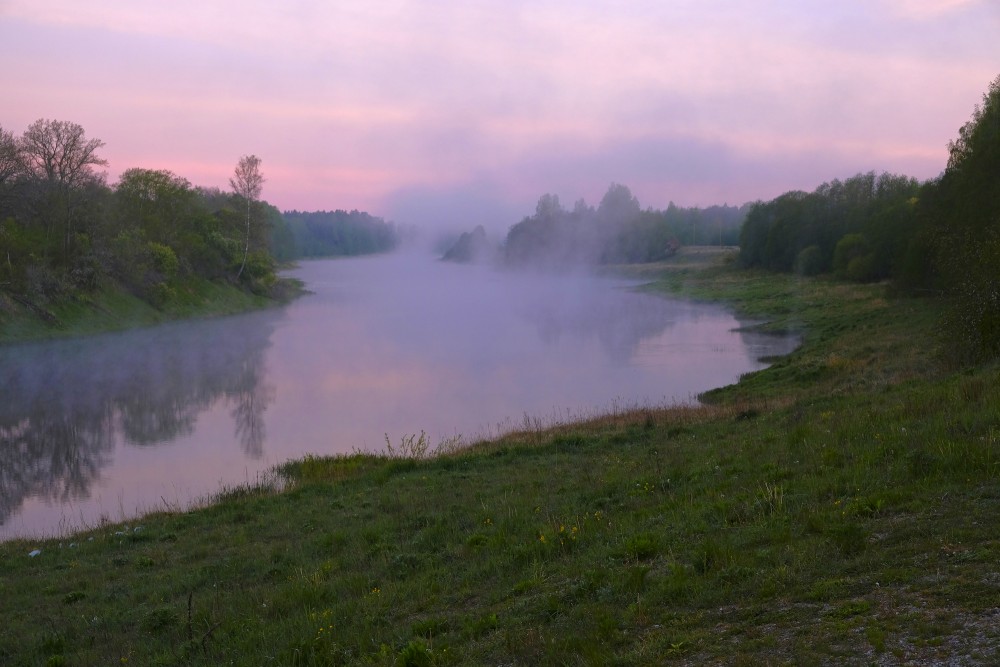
[
  {"xmin": 2, "ymin": 248, "xmax": 999, "ymax": 665},
  {"xmin": 0, "ymin": 275, "xmax": 303, "ymax": 344}
]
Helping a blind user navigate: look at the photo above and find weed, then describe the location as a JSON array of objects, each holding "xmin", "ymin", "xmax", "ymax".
[
  {"xmin": 141, "ymin": 607, "xmax": 179, "ymax": 633},
  {"xmin": 621, "ymin": 533, "xmax": 659, "ymax": 561},
  {"xmin": 384, "ymin": 431, "xmax": 430, "ymax": 459},
  {"xmin": 398, "ymin": 639, "xmax": 433, "ymax": 667}
]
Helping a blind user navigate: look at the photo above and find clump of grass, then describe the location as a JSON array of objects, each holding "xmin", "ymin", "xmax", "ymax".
[{"xmin": 384, "ymin": 430, "xmax": 430, "ymax": 458}]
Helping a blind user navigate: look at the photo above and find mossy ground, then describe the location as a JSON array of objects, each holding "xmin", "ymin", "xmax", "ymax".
[{"xmin": 2, "ymin": 249, "xmax": 998, "ymax": 665}]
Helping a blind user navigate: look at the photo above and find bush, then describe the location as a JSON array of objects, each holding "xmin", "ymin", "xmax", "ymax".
[
  {"xmin": 146, "ymin": 242, "xmax": 179, "ymax": 278},
  {"xmin": 832, "ymin": 234, "xmax": 868, "ymax": 277},
  {"xmin": 845, "ymin": 253, "xmax": 878, "ymax": 283},
  {"xmin": 794, "ymin": 245, "xmax": 825, "ymax": 276}
]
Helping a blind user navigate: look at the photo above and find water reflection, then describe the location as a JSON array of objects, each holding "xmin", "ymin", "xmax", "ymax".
[
  {"xmin": 520, "ymin": 284, "xmax": 706, "ymax": 363},
  {"xmin": 0, "ymin": 311, "xmax": 279, "ymax": 527},
  {"xmin": 1, "ymin": 253, "xmax": 799, "ymax": 539}
]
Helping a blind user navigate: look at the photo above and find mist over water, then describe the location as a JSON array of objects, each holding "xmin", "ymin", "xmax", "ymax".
[{"xmin": 0, "ymin": 251, "xmax": 797, "ymax": 540}]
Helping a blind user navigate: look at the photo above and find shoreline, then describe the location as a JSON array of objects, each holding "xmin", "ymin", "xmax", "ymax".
[
  {"xmin": 0, "ymin": 275, "xmax": 305, "ymax": 346},
  {"xmin": 1, "ymin": 250, "xmax": 784, "ymax": 543},
  {"xmin": 3, "ymin": 252, "xmax": 997, "ymax": 664}
]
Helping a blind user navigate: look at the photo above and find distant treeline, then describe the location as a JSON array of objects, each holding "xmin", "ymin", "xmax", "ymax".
[
  {"xmin": 273, "ymin": 210, "xmax": 397, "ymax": 262},
  {"xmin": 502, "ymin": 183, "xmax": 747, "ymax": 268},
  {"xmin": 738, "ymin": 74, "xmax": 1000, "ymax": 362},
  {"xmin": 0, "ymin": 119, "xmax": 399, "ymax": 313}
]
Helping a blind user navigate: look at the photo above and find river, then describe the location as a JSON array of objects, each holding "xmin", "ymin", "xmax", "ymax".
[{"xmin": 0, "ymin": 251, "xmax": 797, "ymax": 540}]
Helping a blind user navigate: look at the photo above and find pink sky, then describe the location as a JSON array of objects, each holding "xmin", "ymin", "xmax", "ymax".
[{"xmin": 3, "ymin": 0, "xmax": 998, "ymax": 230}]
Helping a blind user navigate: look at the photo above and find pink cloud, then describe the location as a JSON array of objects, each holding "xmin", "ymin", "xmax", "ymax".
[{"xmin": 3, "ymin": 1, "xmax": 998, "ymax": 221}]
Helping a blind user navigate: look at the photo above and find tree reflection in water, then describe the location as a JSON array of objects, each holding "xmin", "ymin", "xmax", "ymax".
[{"xmin": 0, "ymin": 309, "xmax": 280, "ymax": 527}]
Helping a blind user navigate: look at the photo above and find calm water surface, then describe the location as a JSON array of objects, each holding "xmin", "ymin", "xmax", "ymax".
[{"xmin": 0, "ymin": 252, "xmax": 797, "ymax": 539}]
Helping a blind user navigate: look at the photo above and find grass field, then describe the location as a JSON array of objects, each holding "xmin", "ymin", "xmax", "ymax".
[{"xmin": 2, "ymin": 249, "xmax": 998, "ymax": 665}]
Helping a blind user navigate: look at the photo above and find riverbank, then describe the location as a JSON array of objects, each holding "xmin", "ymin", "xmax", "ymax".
[
  {"xmin": 0, "ymin": 275, "xmax": 304, "ymax": 345},
  {"xmin": 2, "ymin": 250, "xmax": 998, "ymax": 665}
]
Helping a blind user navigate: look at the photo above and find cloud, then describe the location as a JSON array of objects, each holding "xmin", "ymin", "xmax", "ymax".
[
  {"xmin": 3, "ymin": 0, "xmax": 997, "ymax": 222},
  {"xmin": 880, "ymin": 0, "xmax": 984, "ymax": 19},
  {"xmin": 381, "ymin": 180, "xmax": 527, "ymax": 233}
]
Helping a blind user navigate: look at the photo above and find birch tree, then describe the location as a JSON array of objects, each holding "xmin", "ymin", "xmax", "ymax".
[{"xmin": 229, "ymin": 154, "xmax": 264, "ymax": 279}]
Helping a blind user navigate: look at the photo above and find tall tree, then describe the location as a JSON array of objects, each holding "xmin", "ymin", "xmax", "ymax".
[
  {"xmin": 18, "ymin": 119, "xmax": 107, "ymax": 260},
  {"xmin": 229, "ymin": 154, "xmax": 264, "ymax": 279},
  {"xmin": 19, "ymin": 119, "xmax": 106, "ymax": 187},
  {"xmin": 0, "ymin": 125, "xmax": 21, "ymax": 186},
  {"xmin": 115, "ymin": 168, "xmax": 194, "ymax": 244},
  {"xmin": 932, "ymin": 74, "xmax": 1000, "ymax": 361}
]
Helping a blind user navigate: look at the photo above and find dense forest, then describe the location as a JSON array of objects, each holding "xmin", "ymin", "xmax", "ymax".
[
  {"xmin": 274, "ymin": 210, "xmax": 397, "ymax": 261},
  {"xmin": 501, "ymin": 183, "xmax": 746, "ymax": 268},
  {"xmin": 0, "ymin": 120, "xmax": 398, "ymax": 314},
  {"xmin": 738, "ymin": 171, "xmax": 921, "ymax": 280},
  {"xmin": 738, "ymin": 74, "xmax": 1000, "ymax": 362}
]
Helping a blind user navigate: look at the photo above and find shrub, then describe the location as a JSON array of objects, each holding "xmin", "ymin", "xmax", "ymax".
[
  {"xmin": 833, "ymin": 234, "xmax": 869, "ymax": 278},
  {"xmin": 794, "ymin": 244, "xmax": 825, "ymax": 276},
  {"xmin": 146, "ymin": 242, "xmax": 179, "ymax": 278}
]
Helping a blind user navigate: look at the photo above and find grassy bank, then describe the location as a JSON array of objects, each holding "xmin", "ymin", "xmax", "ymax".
[
  {"xmin": 3, "ymin": 250, "xmax": 999, "ymax": 665},
  {"xmin": 0, "ymin": 275, "xmax": 303, "ymax": 344}
]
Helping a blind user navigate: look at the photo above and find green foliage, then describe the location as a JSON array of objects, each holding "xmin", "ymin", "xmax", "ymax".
[
  {"xmin": 146, "ymin": 242, "xmax": 179, "ymax": 278},
  {"xmin": 0, "ymin": 119, "xmax": 357, "ymax": 322},
  {"xmin": 739, "ymin": 172, "xmax": 920, "ymax": 278},
  {"xmin": 240, "ymin": 250, "xmax": 278, "ymax": 295},
  {"xmin": 922, "ymin": 75, "xmax": 1000, "ymax": 362},
  {"xmin": 833, "ymin": 233, "xmax": 879, "ymax": 282},
  {"xmin": 275, "ymin": 209, "xmax": 398, "ymax": 261},
  {"xmin": 398, "ymin": 639, "xmax": 434, "ymax": 667},
  {"xmin": 794, "ymin": 244, "xmax": 824, "ymax": 276},
  {"xmin": 503, "ymin": 184, "xmax": 744, "ymax": 268}
]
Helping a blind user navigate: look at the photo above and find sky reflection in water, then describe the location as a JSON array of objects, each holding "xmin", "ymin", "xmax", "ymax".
[{"xmin": 0, "ymin": 252, "xmax": 797, "ymax": 539}]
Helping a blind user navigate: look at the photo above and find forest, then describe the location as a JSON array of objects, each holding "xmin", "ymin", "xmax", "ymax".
[
  {"xmin": 501, "ymin": 184, "xmax": 746, "ymax": 267},
  {"xmin": 738, "ymin": 74, "xmax": 1000, "ymax": 362},
  {"xmin": 0, "ymin": 120, "xmax": 398, "ymax": 314},
  {"xmin": 274, "ymin": 209, "xmax": 398, "ymax": 261}
]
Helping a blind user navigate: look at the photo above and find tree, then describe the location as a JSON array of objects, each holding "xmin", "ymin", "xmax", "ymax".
[
  {"xmin": 19, "ymin": 119, "xmax": 106, "ymax": 187},
  {"xmin": 115, "ymin": 168, "xmax": 195, "ymax": 244},
  {"xmin": 597, "ymin": 183, "xmax": 640, "ymax": 226},
  {"xmin": 229, "ymin": 154, "xmax": 264, "ymax": 279},
  {"xmin": 17, "ymin": 119, "xmax": 107, "ymax": 261},
  {"xmin": 0, "ymin": 125, "xmax": 21, "ymax": 186},
  {"xmin": 930, "ymin": 74, "xmax": 1000, "ymax": 361}
]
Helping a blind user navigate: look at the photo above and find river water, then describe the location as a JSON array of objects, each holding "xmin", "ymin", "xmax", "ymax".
[{"xmin": 0, "ymin": 252, "xmax": 797, "ymax": 540}]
